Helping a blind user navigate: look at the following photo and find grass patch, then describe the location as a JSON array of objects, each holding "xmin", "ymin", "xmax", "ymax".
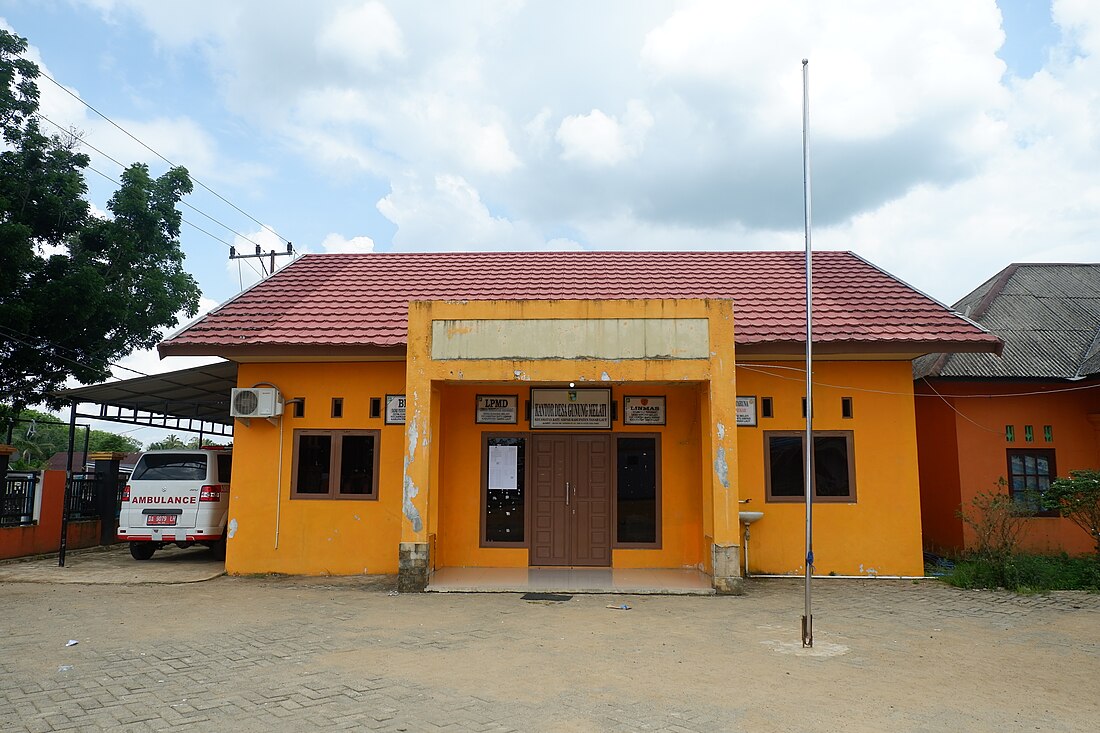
[{"xmin": 941, "ymin": 553, "xmax": 1100, "ymax": 593}]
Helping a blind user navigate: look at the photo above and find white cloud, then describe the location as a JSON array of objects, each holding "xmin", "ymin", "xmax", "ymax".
[
  {"xmin": 378, "ymin": 174, "xmax": 566, "ymax": 251},
  {"xmin": 556, "ymin": 102, "xmax": 654, "ymax": 166},
  {"xmin": 320, "ymin": 233, "xmax": 376, "ymax": 253},
  {"xmin": 317, "ymin": 1, "xmax": 405, "ymax": 72}
]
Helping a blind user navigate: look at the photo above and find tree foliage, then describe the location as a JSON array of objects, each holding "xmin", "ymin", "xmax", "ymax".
[
  {"xmin": 3, "ymin": 408, "xmax": 142, "ymax": 471},
  {"xmin": 0, "ymin": 29, "xmax": 201, "ymax": 414},
  {"xmin": 1043, "ymin": 470, "xmax": 1100, "ymax": 556},
  {"xmin": 146, "ymin": 434, "xmax": 222, "ymax": 450}
]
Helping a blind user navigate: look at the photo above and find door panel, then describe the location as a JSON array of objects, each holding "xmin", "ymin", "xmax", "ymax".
[
  {"xmin": 530, "ymin": 435, "xmax": 569, "ymax": 566},
  {"xmin": 529, "ymin": 434, "xmax": 612, "ymax": 567},
  {"xmin": 571, "ymin": 435, "xmax": 612, "ymax": 566}
]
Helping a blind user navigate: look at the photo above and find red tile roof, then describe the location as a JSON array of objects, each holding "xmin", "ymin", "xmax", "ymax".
[{"xmin": 160, "ymin": 251, "xmax": 1000, "ymax": 356}]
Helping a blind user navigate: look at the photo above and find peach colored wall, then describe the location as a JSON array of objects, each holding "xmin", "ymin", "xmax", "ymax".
[
  {"xmin": 914, "ymin": 390, "xmax": 964, "ymax": 552},
  {"xmin": 0, "ymin": 471, "xmax": 103, "ymax": 560},
  {"xmin": 226, "ymin": 361, "xmax": 408, "ymax": 575},
  {"xmin": 435, "ymin": 382, "xmax": 705, "ymax": 569},
  {"xmin": 915, "ymin": 379, "xmax": 1100, "ymax": 555},
  {"xmin": 735, "ymin": 361, "xmax": 926, "ymax": 577}
]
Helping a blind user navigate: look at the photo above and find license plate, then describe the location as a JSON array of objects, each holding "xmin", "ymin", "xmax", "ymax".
[{"xmin": 147, "ymin": 515, "xmax": 177, "ymax": 527}]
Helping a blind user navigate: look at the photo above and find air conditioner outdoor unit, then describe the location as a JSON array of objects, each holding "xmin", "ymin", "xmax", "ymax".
[{"xmin": 230, "ymin": 387, "xmax": 284, "ymax": 418}]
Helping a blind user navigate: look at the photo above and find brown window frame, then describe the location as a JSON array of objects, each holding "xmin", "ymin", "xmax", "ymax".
[
  {"xmin": 764, "ymin": 430, "xmax": 856, "ymax": 503},
  {"xmin": 290, "ymin": 429, "xmax": 381, "ymax": 501},
  {"xmin": 1006, "ymin": 448, "xmax": 1057, "ymax": 517},
  {"xmin": 612, "ymin": 433, "xmax": 663, "ymax": 549},
  {"xmin": 480, "ymin": 432, "xmax": 530, "ymax": 548}
]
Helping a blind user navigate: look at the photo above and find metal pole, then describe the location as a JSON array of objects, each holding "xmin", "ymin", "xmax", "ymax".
[
  {"xmin": 801, "ymin": 58, "xmax": 815, "ymax": 648},
  {"xmin": 59, "ymin": 401, "xmax": 77, "ymax": 567}
]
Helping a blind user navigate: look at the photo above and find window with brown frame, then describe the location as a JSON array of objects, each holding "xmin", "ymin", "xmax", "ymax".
[
  {"xmin": 615, "ymin": 435, "xmax": 661, "ymax": 547},
  {"xmin": 1007, "ymin": 448, "xmax": 1056, "ymax": 515},
  {"xmin": 291, "ymin": 429, "xmax": 380, "ymax": 500},
  {"xmin": 764, "ymin": 431, "xmax": 855, "ymax": 502},
  {"xmin": 482, "ymin": 434, "xmax": 527, "ymax": 546}
]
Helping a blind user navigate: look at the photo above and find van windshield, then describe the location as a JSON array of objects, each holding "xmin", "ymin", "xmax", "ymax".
[{"xmin": 132, "ymin": 454, "xmax": 208, "ymax": 481}]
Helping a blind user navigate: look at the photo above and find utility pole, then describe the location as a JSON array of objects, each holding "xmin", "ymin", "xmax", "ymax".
[{"xmin": 229, "ymin": 242, "xmax": 294, "ymax": 277}]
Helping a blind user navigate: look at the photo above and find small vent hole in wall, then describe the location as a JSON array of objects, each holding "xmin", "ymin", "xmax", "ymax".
[
  {"xmin": 293, "ymin": 398, "xmax": 305, "ymax": 418},
  {"xmin": 1024, "ymin": 425, "xmax": 1034, "ymax": 443},
  {"xmin": 332, "ymin": 398, "xmax": 343, "ymax": 418},
  {"xmin": 841, "ymin": 397, "xmax": 853, "ymax": 419},
  {"xmin": 761, "ymin": 397, "xmax": 773, "ymax": 419},
  {"xmin": 1044, "ymin": 425, "xmax": 1053, "ymax": 442},
  {"xmin": 1005, "ymin": 425, "xmax": 1015, "ymax": 442},
  {"xmin": 369, "ymin": 397, "xmax": 381, "ymax": 419}
]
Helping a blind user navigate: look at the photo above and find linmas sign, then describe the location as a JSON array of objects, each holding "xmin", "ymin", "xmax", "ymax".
[{"xmin": 530, "ymin": 388, "xmax": 612, "ymax": 430}]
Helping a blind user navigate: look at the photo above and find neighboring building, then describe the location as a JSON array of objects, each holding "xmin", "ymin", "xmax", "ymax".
[
  {"xmin": 160, "ymin": 251, "xmax": 998, "ymax": 591},
  {"xmin": 915, "ymin": 263, "xmax": 1100, "ymax": 556},
  {"xmin": 46, "ymin": 452, "xmax": 141, "ymax": 474}
]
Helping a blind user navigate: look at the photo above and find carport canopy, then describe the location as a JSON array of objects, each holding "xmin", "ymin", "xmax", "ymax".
[{"xmin": 56, "ymin": 360, "xmax": 237, "ymax": 438}]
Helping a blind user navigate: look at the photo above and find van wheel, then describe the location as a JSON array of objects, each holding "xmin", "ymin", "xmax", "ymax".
[{"xmin": 129, "ymin": 542, "xmax": 156, "ymax": 561}]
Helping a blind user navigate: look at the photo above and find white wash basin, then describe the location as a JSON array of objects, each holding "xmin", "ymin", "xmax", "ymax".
[{"xmin": 738, "ymin": 511, "xmax": 764, "ymax": 525}]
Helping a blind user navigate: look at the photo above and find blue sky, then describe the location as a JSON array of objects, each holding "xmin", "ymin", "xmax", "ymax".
[{"xmin": 2, "ymin": 1, "xmax": 1098, "ymax": 443}]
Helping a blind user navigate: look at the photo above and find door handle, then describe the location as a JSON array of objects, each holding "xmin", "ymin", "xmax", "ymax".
[{"xmin": 565, "ymin": 481, "xmax": 570, "ymax": 505}]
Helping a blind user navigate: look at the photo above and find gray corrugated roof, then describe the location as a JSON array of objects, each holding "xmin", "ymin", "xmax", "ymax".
[{"xmin": 915, "ymin": 263, "xmax": 1100, "ymax": 380}]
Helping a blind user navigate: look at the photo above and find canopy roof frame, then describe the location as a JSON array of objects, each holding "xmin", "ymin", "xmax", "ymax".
[{"xmin": 55, "ymin": 360, "xmax": 237, "ymax": 438}]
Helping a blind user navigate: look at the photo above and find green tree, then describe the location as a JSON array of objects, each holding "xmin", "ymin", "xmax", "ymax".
[
  {"xmin": 146, "ymin": 434, "xmax": 222, "ymax": 450},
  {"xmin": 1043, "ymin": 470, "xmax": 1100, "ymax": 556},
  {"xmin": 146, "ymin": 434, "xmax": 187, "ymax": 450},
  {"xmin": 0, "ymin": 29, "xmax": 200, "ymax": 415}
]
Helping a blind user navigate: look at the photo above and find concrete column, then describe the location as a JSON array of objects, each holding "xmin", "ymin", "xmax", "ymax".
[
  {"xmin": 89, "ymin": 452, "xmax": 125, "ymax": 546},
  {"xmin": 703, "ymin": 301, "xmax": 743, "ymax": 595},
  {"xmin": 398, "ymin": 302, "xmax": 435, "ymax": 591}
]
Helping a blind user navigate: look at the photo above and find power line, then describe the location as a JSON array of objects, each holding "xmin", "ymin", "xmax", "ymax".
[
  {"xmin": 36, "ymin": 112, "xmax": 276, "ymax": 258},
  {"xmin": 37, "ymin": 69, "xmax": 292, "ymax": 246}
]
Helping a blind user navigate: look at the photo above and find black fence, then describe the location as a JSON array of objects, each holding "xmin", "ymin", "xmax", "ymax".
[
  {"xmin": 1, "ymin": 473, "xmax": 38, "ymax": 527},
  {"xmin": 66, "ymin": 472, "xmax": 99, "ymax": 519},
  {"xmin": 65, "ymin": 472, "xmax": 128, "ymax": 520}
]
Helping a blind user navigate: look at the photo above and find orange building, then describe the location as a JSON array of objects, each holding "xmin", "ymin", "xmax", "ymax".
[
  {"xmin": 160, "ymin": 251, "xmax": 998, "ymax": 592},
  {"xmin": 915, "ymin": 263, "xmax": 1100, "ymax": 555}
]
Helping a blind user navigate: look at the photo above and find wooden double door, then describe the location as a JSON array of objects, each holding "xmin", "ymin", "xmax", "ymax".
[{"xmin": 530, "ymin": 434, "xmax": 612, "ymax": 566}]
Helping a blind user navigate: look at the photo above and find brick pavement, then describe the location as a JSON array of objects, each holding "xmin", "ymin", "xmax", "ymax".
[{"xmin": 0, "ymin": 577, "xmax": 1097, "ymax": 732}]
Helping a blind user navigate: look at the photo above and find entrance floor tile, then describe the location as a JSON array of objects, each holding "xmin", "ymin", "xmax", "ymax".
[{"xmin": 428, "ymin": 566, "xmax": 715, "ymax": 594}]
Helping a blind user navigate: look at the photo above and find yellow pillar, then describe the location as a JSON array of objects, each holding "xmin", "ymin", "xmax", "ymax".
[
  {"xmin": 399, "ymin": 301, "xmax": 434, "ymax": 591},
  {"xmin": 704, "ymin": 300, "xmax": 742, "ymax": 594}
]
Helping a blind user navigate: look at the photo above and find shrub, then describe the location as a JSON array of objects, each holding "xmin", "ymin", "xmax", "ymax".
[
  {"xmin": 942, "ymin": 553, "xmax": 1100, "ymax": 593},
  {"xmin": 956, "ymin": 481, "xmax": 1029, "ymax": 561},
  {"xmin": 1043, "ymin": 469, "xmax": 1100, "ymax": 556}
]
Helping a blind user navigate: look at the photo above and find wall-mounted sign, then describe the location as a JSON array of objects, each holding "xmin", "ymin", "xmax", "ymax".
[
  {"xmin": 476, "ymin": 395, "xmax": 518, "ymax": 424},
  {"xmin": 623, "ymin": 395, "xmax": 666, "ymax": 426},
  {"xmin": 530, "ymin": 388, "xmax": 612, "ymax": 429},
  {"xmin": 736, "ymin": 396, "xmax": 757, "ymax": 427},
  {"xmin": 385, "ymin": 394, "xmax": 406, "ymax": 425}
]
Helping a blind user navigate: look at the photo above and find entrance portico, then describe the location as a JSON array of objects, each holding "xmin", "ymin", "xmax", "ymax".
[{"xmin": 399, "ymin": 298, "xmax": 743, "ymax": 594}]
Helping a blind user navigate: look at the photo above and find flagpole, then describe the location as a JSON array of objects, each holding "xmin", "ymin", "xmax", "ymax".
[{"xmin": 801, "ymin": 58, "xmax": 815, "ymax": 648}]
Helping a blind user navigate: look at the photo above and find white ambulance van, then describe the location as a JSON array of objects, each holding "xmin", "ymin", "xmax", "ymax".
[{"xmin": 117, "ymin": 447, "xmax": 232, "ymax": 560}]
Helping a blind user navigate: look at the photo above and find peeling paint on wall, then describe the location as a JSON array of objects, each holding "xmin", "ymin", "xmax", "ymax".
[
  {"xmin": 716, "ymin": 422, "xmax": 726, "ymax": 440},
  {"xmin": 513, "ymin": 369, "xmax": 529, "ymax": 381},
  {"xmin": 714, "ymin": 446, "xmax": 730, "ymax": 489},
  {"xmin": 402, "ymin": 409, "xmax": 424, "ymax": 533},
  {"xmin": 600, "ymin": 371, "xmax": 611, "ymax": 381},
  {"xmin": 227, "ymin": 518, "xmax": 238, "ymax": 539}
]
